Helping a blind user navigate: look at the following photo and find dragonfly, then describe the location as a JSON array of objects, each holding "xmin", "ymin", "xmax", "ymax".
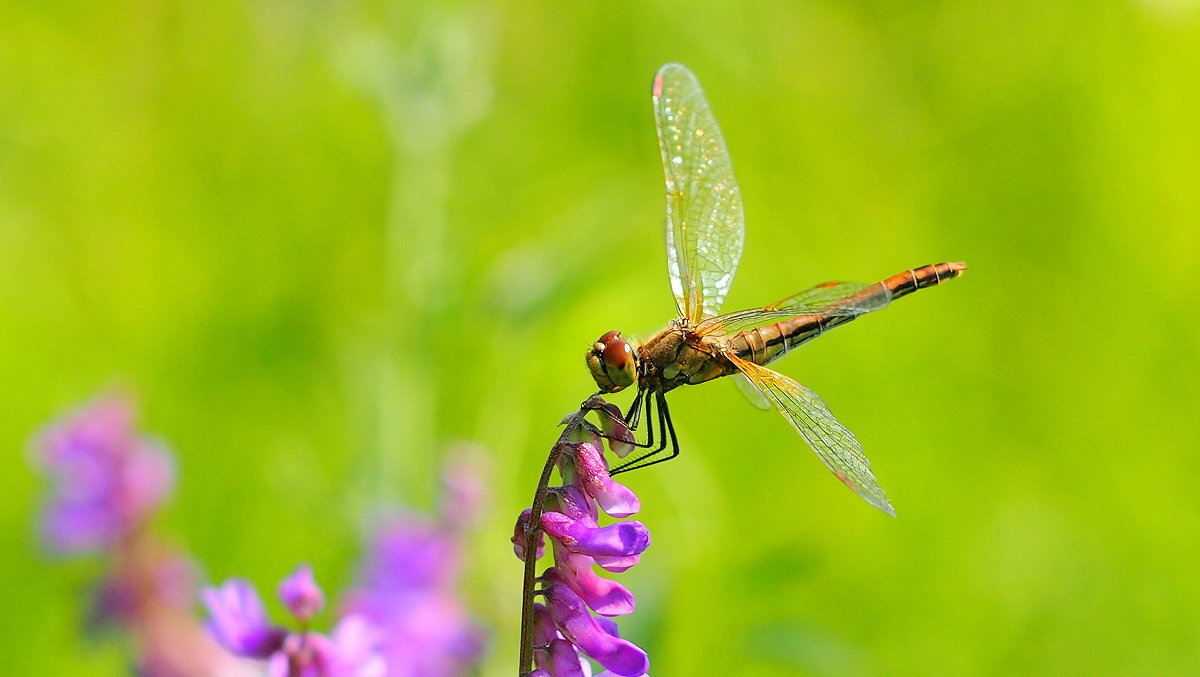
[{"xmin": 585, "ymin": 64, "xmax": 966, "ymax": 515}]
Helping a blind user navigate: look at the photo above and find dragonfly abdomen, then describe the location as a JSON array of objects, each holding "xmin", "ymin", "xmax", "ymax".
[
  {"xmin": 732, "ymin": 317, "xmax": 825, "ymax": 365},
  {"xmin": 730, "ymin": 261, "xmax": 966, "ymax": 366},
  {"xmin": 884, "ymin": 261, "xmax": 967, "ymax": 301}
]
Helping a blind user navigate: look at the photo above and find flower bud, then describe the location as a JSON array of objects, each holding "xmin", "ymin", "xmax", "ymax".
[{"xmin": 278, "ymin": 564, "xmax": 325, "ymax": 623}]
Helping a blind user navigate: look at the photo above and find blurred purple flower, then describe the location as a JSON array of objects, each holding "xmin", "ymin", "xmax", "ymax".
[
  {"xmin": 33, "ymin": 392, "xmax": 251, "ymax": 677},
  {"xmin": 204, "ymin": 579, "xmax": 288, "ymax": 659},
  {"xmin": 331, "ymin": 452, "xmax": 489, "ymax": 677},
  {"xmin": 280, "ymin": 564, "xmax": 326, "ymax": 625},
  {"xmin": 88, "ymin": 547, "xmax": 197, "ymax": 634},
  {"xmin": 517, "ymin": 398, "xmax": 652, "ymax": 677},
  {"xmin": 266, "ymin": 616, "xmax": 386, "ymax": 677},
  {"xmin": 204, "ymin": 570, "xmax": 385, "ymax": 677},
  {"xmin": 438, "ymin": 444, "xmax": 488, "ymax": 531},
  {"xmin": 341, "ymin": 515, "xmax": 486, "ymax": 677},
  {"xmin": 33, "ymin": 393, "xmax": 174, "ymax": 554},
  {"xmin": 34, "ymin": 393, "xmax": 491, "ymax": 676}
]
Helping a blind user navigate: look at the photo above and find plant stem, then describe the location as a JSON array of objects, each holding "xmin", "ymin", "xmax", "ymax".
[{"xmin": 517, "ymin": 405, "xmax": 592, "ymax": 676}]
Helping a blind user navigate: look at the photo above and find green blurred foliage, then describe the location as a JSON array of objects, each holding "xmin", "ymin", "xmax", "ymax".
[{"xmin": 3, "ymin": 0, "xmax": 1198, "ymax": 675}]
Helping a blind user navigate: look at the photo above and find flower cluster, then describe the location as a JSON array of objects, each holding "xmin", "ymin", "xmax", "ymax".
[
  {"xmin": 34, "ymin": 393, "xmax": 174, "ymax": 554},
  {"xmin": 339, "ymin": 453, "xmax": 488, "ymax": 676},
  {"xmin": 204, "ymin": 566, "xmax": 385, "ymax": 677},
  {"xmin": 34, "ymin": 393, "xmax": 489, "ymax": 677},
  {"xmin": 513, "ymin": 398, "xmax": 651, "ymax": 677},
  {"xmin": 338, "ymin": 519, "xmax": 486, "ymax": 676},
  {"xmin": 33, "ymin": 393, "xmax": 252, "ymax": 677},
  {"xmin": 205, "ymin": 452, "xmax": 487, "ymax": 677},
  {"xmin": 205, "ymin": 503, "xmax": 488, "ymax": 677}
]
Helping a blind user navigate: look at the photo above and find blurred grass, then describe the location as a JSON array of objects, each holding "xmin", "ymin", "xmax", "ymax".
[{"xmin": 2, "ymin": 0, "xmax": 1199, "ymax": 675}]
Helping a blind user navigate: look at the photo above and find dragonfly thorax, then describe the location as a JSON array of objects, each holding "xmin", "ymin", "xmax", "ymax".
[{"xmin": 586, "ymin": 330, "xmax": 638, "ymax": 393}]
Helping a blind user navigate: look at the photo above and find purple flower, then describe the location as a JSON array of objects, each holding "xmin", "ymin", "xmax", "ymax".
[
  {"xmin": 542, "ymin": 570, "xmax": 648, "ymax": 677},
  {"xmin": 205, "ymin": 458, "xmax": 488, "ymax": 677},
  {"xmin": 204, "ymin": 573, "xmax": 385, "ymax": 677},
  {"xmin": 512, "ymin": 509, "xmax": 546, "ymax": 561},
  {"xmin": 517, "ymin": 399, "xmax": 651, "ymax": 677},
  {"xmin": 542, "ymin": 640, "xmax": 591, "ymax": 677},
  {"xmin": 279, "ymin": 564, "xmax": 326, "ymax": 624},
  {"xmin": 354, "ymin": 518, "xmax": 459, "ymax": 592},
  {"xmin": 33, "ymin": 392, "xmax": 266, "ymax": 677},
  {"xmin": 539, "ymin": 487, "xmax": 649, "ymax": 617},
  {"xmin": 439, "ymin": 444, "xmax": 489, "ymax": 531},
  {"xmin": 203, "ymin": 579, "xmax": 287, "ymax": 659},
  {"xmin": 552, "ymin": 549, "xmax": 635, "ymax": 617},
  {"xmin": 561, "ymin": 439, "xmax": 640, "ymax": 518},
  {"xmin": 88, "ymin": 548, "xmax": 198, "ymax": 633},
  {"xmin": 341, "ymin": 515, "xmax": 487, "ymax": 677},
  {"xmin": 541, "ymin": 507, "xmax": 650, "ymax": 562},
  {"xmin": 266, "ymin": 616, "xmax": 386, "ymax": 677},
  {"xmin": 33, "ymin": 394, "xmax": 174, "ymax": 554},
  {"xmin": 532, "ymin": 603, "xmax": 590, "ymax": 677},
  {"xmin": 595, "ymin": 401, "xmax": 637, "ymax": 458}
]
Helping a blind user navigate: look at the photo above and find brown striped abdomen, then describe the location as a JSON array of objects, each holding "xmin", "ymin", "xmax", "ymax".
[{"xmin": 730, "ymin": 262, "xmax": 966, "ymax": 365}]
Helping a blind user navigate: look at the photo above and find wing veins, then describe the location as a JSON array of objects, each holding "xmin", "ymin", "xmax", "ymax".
[
  {"xmin": 726, "ymin": 353, "xmax": 895, "ymax": 516},
  {"xmin": 654, "ymin": 64, "xmax": 744, "ymax": 323}
]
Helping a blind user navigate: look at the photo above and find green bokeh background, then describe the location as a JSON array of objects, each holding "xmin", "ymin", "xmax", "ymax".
[{"xmin": 3, "ymin": 1, "xmax": 1198, "ymax": 675}]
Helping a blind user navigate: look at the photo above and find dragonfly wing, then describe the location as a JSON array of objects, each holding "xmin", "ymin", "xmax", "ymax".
[
  {"xmin": 768, "ymin": 281, "xmax": 892, "ymax": 314},
  {"xmin": 732, "ymin": 372, "xmax": 771, "ymax": 410},
  {"xmin": 695, "ymin": 281, "xmax": 892, "ymax": 338},
  {"xmin": 726, "ymin": 353, "xmax": 895, "ymax": 516},
  {"xmin": 653, "ymin": 63, "xmax": 744, "ymax": 324}
]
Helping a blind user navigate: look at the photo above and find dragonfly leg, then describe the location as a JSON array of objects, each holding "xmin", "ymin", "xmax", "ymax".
[
  {"xmin": 625, "ymin": 387, "xmax": 646, "ymax": 429},
  {"xmin": 640, "ymin": 390, "xmax": 655, "ymax": 450},
  {"xmin": 609, "ymin": 391, "xmax": 678, "ymax": 475},
  {"xmin": 591, "ymin": 388, "xmax": 656, "ymax": 451}
]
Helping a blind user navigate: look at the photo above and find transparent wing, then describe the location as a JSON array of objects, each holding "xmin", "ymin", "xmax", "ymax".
[
  {"xmin": 653, "ymin": 63, "xmax": 744, "ymax": 323},
  {"xmin": 696, "ymin": 281, "xmax": 893, "ymax": 338},
  {"xmin": 732, "ymin": 372, "xmax": 771, "ymax": 410},
  {"xmin": 726, "ymin": 353, "xmax": 895, "ymax": 516},
  {"xmin": 767, "ymin": 281, "xmax": 890, "ymax": 313}
]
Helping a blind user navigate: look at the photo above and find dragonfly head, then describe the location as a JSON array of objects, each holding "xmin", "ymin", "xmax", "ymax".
[{"xmin": 587, "ymin": 330, "xmax": 638, "ymax": 393}]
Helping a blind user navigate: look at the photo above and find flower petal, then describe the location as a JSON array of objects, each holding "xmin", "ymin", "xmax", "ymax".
[
  {"xmin": 544, "ymin": 571, "xmax": 649, "ymax": 676},
  {"xmin": 313, "ymin": 615, "xmax": 387, "ymax": 677},
  {"xmin": 595, "ymin": 402, "xmax": 636, "ymax": 458},
  {"xmin": 33, "ymin": 395, "xmax": 174, "ymax": 554},
  {"xmin": 342, "ymin": 511, "xmax": 487, "ymax": 676},
  {"xmin": 278, "ymin": 564, "xmax": 325, "ymax": 623},
  {"xmin": 202, "ymin": 579, "xmax": 285, "ymax": 659},
  {"xmin": 568, "ymin": 442, "xmax": 639, "ymax": 518},
  {"xmin": 267, "ymin": 650, "xmax": 291, "ymax": 677},
  {"xmin": 542, "ymin": 639, "xmax": 589, "ymax": 677},
  {"xmin": 532, "ymin": 602, "xmax": 559, "ymax": 647},
  {"xmin": 439, "ymin": 446, "xmax": 488, "ymax": 531},
  {"xmin": 551, "ymin": 485, "xmax": 599, "ymax": 522},
  {"xmin": 554, "ymin": 551, "xmax": 635, "ymax": 617},
  {"xmin": 542, "ymin": 513, "xmax": 650, "ymax": 560},
  {"xmin": 590, "ymin": 480, "xmax": 639, "ymax": 518},
  {"xmin": 118, "ymin": 440, "xmax": 175, "ymax": 523},
  {"xmin": 512, "ymin": 509, "xmax": 546, "ymax": 561},
  {"xmin": 591, "ymin": 554, "xmax": 640, "ymax": 573},
  {"xmin": 592, "ymin": 619, "xmax": 649, "ymax": 675}
]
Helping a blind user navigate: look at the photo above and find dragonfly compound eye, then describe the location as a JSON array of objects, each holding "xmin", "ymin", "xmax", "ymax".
[{"xmin": 585, "ymin": 331, "xmax": 637, "ymax": 392}]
